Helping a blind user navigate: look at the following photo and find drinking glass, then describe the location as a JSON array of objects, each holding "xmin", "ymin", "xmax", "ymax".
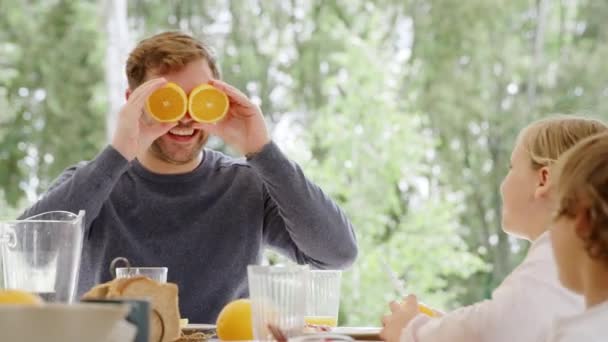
[
  {"xmin": 305, "ymin": 270, "xmax": 342, "ymax": 327},
  {"xmin": 115, "ymin": 267, "xmax": 168, "ymax": 283},
  {"xmin": 248, "ymin": 265, "xmax": 309, "ymax": 340}
]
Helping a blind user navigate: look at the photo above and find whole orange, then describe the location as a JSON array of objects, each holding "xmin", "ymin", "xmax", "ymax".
[
  {"xmin": 215, "ymin": 298, "xmax": 254, "ymax": 340},
  {"xmin": 0, "ymin": 290, "xmax": 43, "ymax": 305}
]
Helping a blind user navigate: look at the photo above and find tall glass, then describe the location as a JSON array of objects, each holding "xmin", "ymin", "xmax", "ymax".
[
  {"xmin": 248, "ymin": 265, "xmax": 309, "ymax": 340},
  {"xmin": 0, "ymin": 211, "xmax": 85, "ymax": 303},
  {"xmin": 305, "ymin": 270, "xmax": 342, "ymax": 327}
]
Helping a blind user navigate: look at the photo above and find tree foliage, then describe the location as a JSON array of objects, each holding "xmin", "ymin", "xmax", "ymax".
[{"xmin": 0, "ymin": 0, "xmax": 105, "ymax": 206}]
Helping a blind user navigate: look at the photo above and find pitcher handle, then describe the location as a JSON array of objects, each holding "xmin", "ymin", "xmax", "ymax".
[{"xmin": 0, "ymin": 226, "xmax": 16, "ymax": 248}]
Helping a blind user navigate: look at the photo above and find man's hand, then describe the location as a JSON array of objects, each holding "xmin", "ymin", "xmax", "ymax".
[
  {"xmin": 380, "ymin": 295, "xmax": 421, "ymax": 342},
  {"xmin": 111, "ymin": 78, "xmax": 177, "ymax": 161},
  {"xmin": 196, "ymin": 79, "xmax": 270, "ymax": 156}
]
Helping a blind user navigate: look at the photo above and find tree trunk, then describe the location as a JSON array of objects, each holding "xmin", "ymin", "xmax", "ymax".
[
  {"xmin": 103, "ymin": 0, "xmax": 130, "ymax": 143},
  {"xmin": 528, "ymin": 0, "xmax": 548, "ymax": 108}
]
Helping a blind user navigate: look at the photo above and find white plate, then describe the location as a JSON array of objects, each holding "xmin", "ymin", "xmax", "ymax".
[
  {"xmin": 183, "ymin": 323, "xmax": 217, "ymax": 331},
  {"xmin": 331, "ymin": 327, "xmax": 381, "ymax": 339},
  {"xmin": 291, "ymin": 333, "xmax": 356, "ymax": 342},
  {"xmin": 0, "ymin": 303, "xmax": 129, "ymax": 342}
]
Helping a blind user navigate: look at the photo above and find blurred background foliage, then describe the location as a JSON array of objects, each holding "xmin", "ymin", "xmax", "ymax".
[{"xmin": 1, "ymin": 0, "xmax": 607, "ymax": 325}]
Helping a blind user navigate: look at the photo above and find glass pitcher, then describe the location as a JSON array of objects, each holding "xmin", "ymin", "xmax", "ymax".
[{"xmin": 0, "ymin": 210, "xmax": 85, "ymax": 303}]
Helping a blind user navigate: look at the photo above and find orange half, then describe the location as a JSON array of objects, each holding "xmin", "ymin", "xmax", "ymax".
[
  {"xmin": 145, "ymin": 82, "xmax": 188, "ymax": 122},
  {"xmin": 188, "ymin": 84, "xmax": 229, "ymax": 123}
]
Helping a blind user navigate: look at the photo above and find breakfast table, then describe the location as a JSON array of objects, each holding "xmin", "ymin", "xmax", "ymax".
[{"xmin": 182, "ymin": 324, "xmax": 381, "ymax": 341}]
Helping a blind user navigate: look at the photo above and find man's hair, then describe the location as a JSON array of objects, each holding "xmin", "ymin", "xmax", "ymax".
[
  {"xmin": 125, "ymin": 31, "xmax": 220, "ymax": 89},
  {"xmin": 522, "ymin": 115, "xmax": 608, "ymax": 170},
  {"xmin": 555, "ymin": 132, "xmax": 608, "ymax": 263}
]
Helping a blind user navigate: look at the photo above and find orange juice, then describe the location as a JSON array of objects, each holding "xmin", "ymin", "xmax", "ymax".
[{"xmin": 304, "ymin": 316, "xmax": 338, "ymax": 327}]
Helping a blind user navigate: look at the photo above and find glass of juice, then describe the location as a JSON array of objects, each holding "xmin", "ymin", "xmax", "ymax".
[{"xmin": 305, "ymin": 270, "xmax": 342, "ymax": 327}]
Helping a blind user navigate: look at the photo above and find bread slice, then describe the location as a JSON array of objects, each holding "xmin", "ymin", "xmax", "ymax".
[
  {"xmin": 120, "ymin": 277, "xmax": 181, "ymax": 342},
  {"xmin": 82, "ymin": 276, "xmax": 181, "ymax": 342},
  {"xmin": 81, "ymin": 282, "xmax": 111, "ymax": 299}
]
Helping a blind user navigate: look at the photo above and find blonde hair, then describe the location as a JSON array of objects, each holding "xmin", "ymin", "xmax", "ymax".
[
  {"xmin": 126, "ymin": 31, "xmax": 220, "ymax": 89},
  {"xmin": 522, "ymin": 115, "xmax": 608, "ymax": 169},
  {"xmin": 555, "ymin": 132, "xmax": 608, "ymax": 262}
]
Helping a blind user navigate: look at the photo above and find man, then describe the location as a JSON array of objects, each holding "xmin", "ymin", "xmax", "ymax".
[{"xmin": 20, "ymin": 31, "xmax": 358, "ymax": 323}]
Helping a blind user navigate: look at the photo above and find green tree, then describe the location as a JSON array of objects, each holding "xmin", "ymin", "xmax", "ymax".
[
  {"xmin": 297, "ymin": 22, "xmax": 485, "ymax": 324},
  {"xmin": 404, "ymin": 0, "xmax": 608, "ymax": 301},
  {"xmin": 0, "ymin": 0, "xmax": 105, "ymax": 206}
]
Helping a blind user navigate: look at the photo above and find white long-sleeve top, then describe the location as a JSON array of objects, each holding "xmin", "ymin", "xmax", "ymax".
[
  {"xmin": 545, "ymin": 301, "xmax": 608, "ymax": 342},
  {"xmin": 400, "ymin": 232, "xmax": 584, "ymax": 342}
]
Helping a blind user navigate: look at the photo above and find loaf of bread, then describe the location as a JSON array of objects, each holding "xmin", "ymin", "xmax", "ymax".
[{"xmin": 82, "ymin": 276, "xmax": 181, "ymax": 342}]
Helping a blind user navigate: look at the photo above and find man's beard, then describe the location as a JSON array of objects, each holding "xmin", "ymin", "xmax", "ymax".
[{"xmin": 149, "ymin": 132, "xmax": 208, "ymax": 165}]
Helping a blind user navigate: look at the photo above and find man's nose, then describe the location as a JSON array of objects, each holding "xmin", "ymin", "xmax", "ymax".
[{"xmin": 179, "ymin": 112, "xmax": 193, "ymax": 124}]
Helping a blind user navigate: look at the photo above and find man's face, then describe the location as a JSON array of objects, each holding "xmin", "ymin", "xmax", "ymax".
[{"xmin": 146, "ymin": 58, "xmax": 213, "ymax": 165}]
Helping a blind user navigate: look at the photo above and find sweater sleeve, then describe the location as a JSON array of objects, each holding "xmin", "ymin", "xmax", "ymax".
[
  {"xmin": 247, "ymin": 141, "xmax": 358, "ymax": 269},
  {"xmin": 19, "ymin": 145, "xmax": 130, "ymax": 232}
]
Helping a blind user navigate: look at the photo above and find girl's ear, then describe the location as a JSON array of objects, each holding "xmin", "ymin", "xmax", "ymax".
[
  {"xmin": 575, "ymin": 206, "xmax": 593, "ymax": 239},
  {"xmin": 534, "ymin": 166, "xmax": 551, "ymax": 199}
]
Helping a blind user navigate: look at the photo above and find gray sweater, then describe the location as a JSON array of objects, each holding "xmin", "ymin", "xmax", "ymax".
[{"xmin": 20, "ymin": 141, "xmax": 358, "ymax": 323}]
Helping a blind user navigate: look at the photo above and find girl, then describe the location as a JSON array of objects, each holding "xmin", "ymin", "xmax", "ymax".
[
  {"xmin": 548, "ymin": 132, "xmax": 608, "ymax": 341},
  {"xmin": 380, "ymin": 116, "xmax": 607, "ymax": 342}
]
